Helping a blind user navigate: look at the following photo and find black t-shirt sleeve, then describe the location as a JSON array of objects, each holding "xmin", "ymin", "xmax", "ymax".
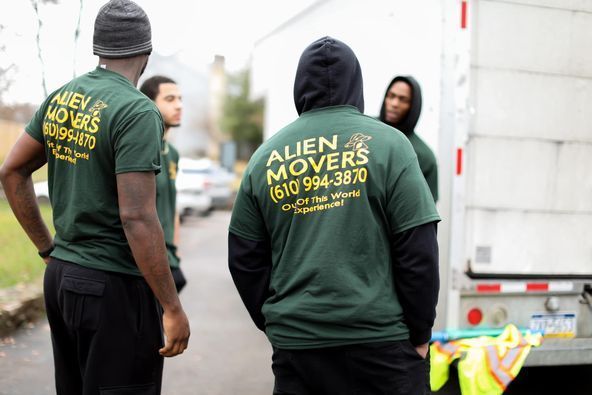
[
  {"xmin": 392, "ymin": 221, "xmax": 440, "ymax": 345},
  {"xmin": 228, "ymin": 231, "xmax": 272, "ymax": 331}
]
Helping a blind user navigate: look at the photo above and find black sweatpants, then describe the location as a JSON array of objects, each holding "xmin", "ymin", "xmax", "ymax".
[
  {"xmin": 44, "ymin": 259, "xmax": 164, "ymax": 395},
  {"xmin": 272, "ymin": 340, "xmax": 430, "ymax": 395}
]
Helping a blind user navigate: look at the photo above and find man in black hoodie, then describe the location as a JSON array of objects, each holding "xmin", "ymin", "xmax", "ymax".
[
  {"xmin": 229, "ymin": 37, "xmax": 439, "ymax": 394},
  {"xmin": 380, "ymin": 76, "xmax": 438, "ymax": 202}
]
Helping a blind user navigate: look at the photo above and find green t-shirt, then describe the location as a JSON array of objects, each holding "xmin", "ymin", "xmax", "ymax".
[
  {"xmin": 156, "ymin": 142, "xmax": 180, "ymax": 268},
  {"xmin": 407, "ymin": 132, "xmax": 438, "ymax": 202},
  {"xmin": 25, "ymin": 66, "xmax": 163, "ymax": 276},
  {"xmin": 229, "ymin": 105, "xmax": 440, "ymax": 349}
]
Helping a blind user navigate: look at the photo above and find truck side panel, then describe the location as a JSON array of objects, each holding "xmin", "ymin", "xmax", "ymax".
[{"xmin": 466, "ymin": 0, "xmax": 592, "ymax": 275}]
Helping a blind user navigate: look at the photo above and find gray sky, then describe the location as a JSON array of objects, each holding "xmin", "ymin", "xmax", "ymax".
[{"xmin": 0, "ymin": 0, "xmax": 315, "ymax": 104}]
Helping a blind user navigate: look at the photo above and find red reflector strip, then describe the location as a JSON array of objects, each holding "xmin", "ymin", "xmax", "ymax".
[
  {"xmin": 456, "ymin": 148, "xmax": 463, "ymax": 175},
  {"xmin": 475, "ymin": 282, "xmax": 565, "ymax": 293},
  {"xmin": 477, "ymin": 284, "xmax": 501, "ymax": 293},
  {"xmin": 526, "ymin": 283, "xmax": 549, "ymax": 292},
  {"xmin": 461, "ymin": 1, "xmax": 468, "ymax": 29}
]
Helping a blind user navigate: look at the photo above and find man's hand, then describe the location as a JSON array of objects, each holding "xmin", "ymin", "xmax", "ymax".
[
  {"xmin": 43, "ymin": 256, "xmax": 51, "ymax": 265},
  {"xmin": 415, "ymin": 342, "xmax": 429, "ymax": 359},
  {"xmin": 159, "ymin": 308, "xmax": 190, "ymax": 357},
  {"xmin": 117, "ymin": 171, "xmax": 190, "ymax": 357}
]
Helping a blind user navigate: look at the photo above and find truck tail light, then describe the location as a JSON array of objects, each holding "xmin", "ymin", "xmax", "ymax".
[{"xmin": 467, "ymin": 308, "xmax": 483, "ymax": 326}]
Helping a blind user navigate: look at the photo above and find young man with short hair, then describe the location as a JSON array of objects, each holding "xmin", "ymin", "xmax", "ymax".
[{"xmin": 140, "ymin": 75, "xmax": 186, "ymax": 292}]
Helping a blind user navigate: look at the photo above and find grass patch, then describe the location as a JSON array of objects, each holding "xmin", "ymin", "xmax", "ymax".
[{"xmin": 0, "ymin": 200, "xmax": 54, "ymax": 288}]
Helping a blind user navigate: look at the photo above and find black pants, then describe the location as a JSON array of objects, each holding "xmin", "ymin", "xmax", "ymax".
[
  {"xmin": 272, "ymin": 340, "xmax": 430, "ymax": 395},
  {"xmin": 44, "ymin": 259, "xmax": 164, "ymax": 395},
  {"xmin": 171, "ymin": 266, "xmax": 187, "ymax": 293}
]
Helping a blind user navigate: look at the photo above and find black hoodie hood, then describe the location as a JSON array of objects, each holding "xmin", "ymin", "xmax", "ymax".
[
  {"xmin": 379, "ymin": 75, "xmax": 422, "ymax": 135},
  {"xmin": 293, "ymin": 36, "xmax": 364, "ymax": 115}
]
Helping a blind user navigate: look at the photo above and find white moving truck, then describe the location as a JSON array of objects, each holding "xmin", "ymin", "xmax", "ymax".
[{"xmin": 250, "ymin": 0, "xmax": 592, "ymax": 366}]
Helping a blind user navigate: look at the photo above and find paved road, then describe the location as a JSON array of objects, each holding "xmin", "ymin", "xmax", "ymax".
[
  {"xmin": 0, "ymin": 211, "xmax": 273, "ymax": 395},
  {"xmin": 2, "ymin": 211, "xmax": 590, "ymax": 394},
  {"xmin": 162, "ymin": 212, "xmax": 273, "ymax": 395}
]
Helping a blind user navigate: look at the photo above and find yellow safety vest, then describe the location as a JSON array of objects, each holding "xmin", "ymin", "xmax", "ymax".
[{"xmin": 430, "ymin": 324, "xmax": 542, "ymax": 395}]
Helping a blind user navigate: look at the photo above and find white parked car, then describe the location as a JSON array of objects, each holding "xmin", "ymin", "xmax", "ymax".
[
  {"xmin": 33, "ymin": 181, "xmax": 50, "ymax": 204},
  {"xmin": 178, "ymin": 157, "xmax": 235, "ymax": 209},
  {"xmin": 176, "ymin": 158, "xmax": 213, "ymax": 221},
  {"xmin": 33, "ymin": 168, "xmax": 214, "ymax": 223}
]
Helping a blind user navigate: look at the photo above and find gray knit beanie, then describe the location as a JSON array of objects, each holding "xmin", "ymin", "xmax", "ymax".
[{"xmin": 93, "ymin": 0, "xmax": 152, "ymax": 59}]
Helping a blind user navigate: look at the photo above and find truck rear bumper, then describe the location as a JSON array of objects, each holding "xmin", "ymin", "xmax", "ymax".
[{"xmin": 524, "ymin": 338, "xmax": 592, "ymax": 366}]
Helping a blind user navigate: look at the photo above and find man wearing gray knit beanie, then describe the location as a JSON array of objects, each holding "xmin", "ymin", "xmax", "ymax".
[
  {"xmin": 93, "ymin": 0, "xmax": 153, "ymax": 58},
  {"xmin": 0, "ymin": 1, "xmax": 190, "ymax": 394}
]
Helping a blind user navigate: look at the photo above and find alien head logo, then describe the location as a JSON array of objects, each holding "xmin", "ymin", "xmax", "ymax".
[
  {"xmin": 345, "ymin": 133, "xmax": 372, "ymax": 151},
  {"xmin": 88, "ymin": 100, "xmax": 108, "ymax": 118}
]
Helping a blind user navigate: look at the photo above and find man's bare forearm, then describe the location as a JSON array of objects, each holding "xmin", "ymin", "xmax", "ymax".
[
  {"xmin": 117, "ymin": 171, "xmax": 181, "ymax": 312},
  {"xmin": 122, "ymin": 214, "xmax": 181, "ymax": 311},
  {"xmin": 0, "ymin": 163, "xmax": 53, "ymax": 252}
]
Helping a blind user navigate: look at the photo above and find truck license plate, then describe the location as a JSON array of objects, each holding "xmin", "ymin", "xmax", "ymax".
[{"xmin": 529, "ymin": 313, "xmax": 576, "ymax": 338}]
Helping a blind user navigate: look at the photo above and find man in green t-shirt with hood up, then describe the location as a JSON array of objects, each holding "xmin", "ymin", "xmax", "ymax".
[
  {"xmin": 229, "ymin": 36, "xmax": 440, "ymax": 394},
  {"xmin": 380, "ymin": 76, "xmax": 439, "ymax": 202},
  {"xmin": 0, "ymin": 1, "xmax": 189, "ymax": 393}
]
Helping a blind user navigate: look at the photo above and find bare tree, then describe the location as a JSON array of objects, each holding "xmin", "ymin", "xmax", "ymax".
[
  {"xmin": 73, "ymin": 0, "xmax": 84, "ymax": 78},
  {"xmin": 30, "ymin": 0, "xmax": 58, "ymax": 98},
  {"xmin": 0, "ymin": 25, "xmax": 15, "ymax": 103}
]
